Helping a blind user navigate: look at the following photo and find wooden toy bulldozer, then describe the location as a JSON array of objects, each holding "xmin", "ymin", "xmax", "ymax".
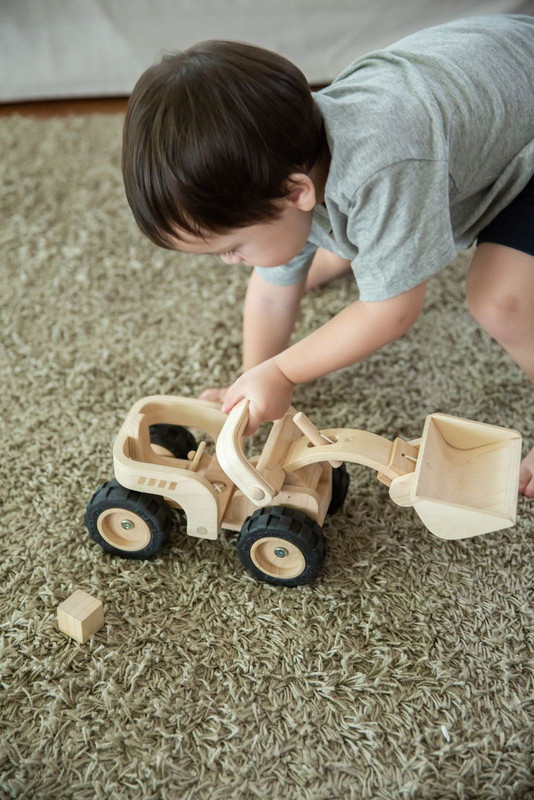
[{"xmin": 84, "ymin": 395, "xmax": 521, "ymax": 586}]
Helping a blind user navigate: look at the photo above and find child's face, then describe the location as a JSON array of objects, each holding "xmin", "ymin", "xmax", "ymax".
[
  {"xmin": 170, "ymin": 202, "xmax": 314, "ymax": 268},
  {"xmin": 169, "ymin": 176, "xmax": 319, "ymax": 268}
]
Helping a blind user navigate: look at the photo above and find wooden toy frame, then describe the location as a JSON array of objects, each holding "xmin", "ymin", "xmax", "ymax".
[
  {"xmin": 112, "ymin": 395, "xmax": 520, "ymax": 538},
  {"xmin": 85, "ymin": 394, "xmax": 521, "ymax": 584}
]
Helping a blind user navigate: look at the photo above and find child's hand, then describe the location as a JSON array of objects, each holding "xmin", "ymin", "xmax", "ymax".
[
  {"xmin": 519, "ymin": 445, "xmax": 534, "ymax": 497},
  {"xmin": 198, "ymin": 386, "xmax": 229, "ymax": 404},
  {"xmin": 221, "ymin": 358, "xmax": 295, "ymax": 436}
]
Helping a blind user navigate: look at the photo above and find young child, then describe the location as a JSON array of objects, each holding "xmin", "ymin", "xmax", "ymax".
[{"xmin": 122, "ymin": 14, "xmax": 534, "ymax": 495}]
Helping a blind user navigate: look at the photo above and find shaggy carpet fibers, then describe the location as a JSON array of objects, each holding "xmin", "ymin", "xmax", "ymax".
[{"xmin": 1, "ymin": 115, "xmax": 533, "ymax": 800}]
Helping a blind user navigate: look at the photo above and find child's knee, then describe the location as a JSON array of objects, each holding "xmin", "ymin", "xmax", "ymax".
[
  {"xmin": 467, "ymin": 281, "xmax": 528, "ymax": 342},
  {"xmin": 466, "ymin": 247, "xmax": 534, "ymax": 342}
]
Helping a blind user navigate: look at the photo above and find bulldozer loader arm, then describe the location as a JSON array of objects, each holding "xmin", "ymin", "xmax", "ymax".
[{"xmin": 215, "ymin": 401, "xmax": 522, "ymax": 541}]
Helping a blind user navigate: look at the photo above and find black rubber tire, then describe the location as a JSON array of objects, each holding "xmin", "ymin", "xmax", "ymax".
[
  {"xmin": 327, "ymin": 464, "xmax": 350, "ymax": 516},
  {"xmin": 237, "ymin": 506, "xmax": 326, "ymax": 587},
  {"xmin": 84, "ymin": 479, "xmax": 175, "ymax": 559},
  {"xmin": 149, "ymin": 423, "xmax": 197, "ymax": 458}
]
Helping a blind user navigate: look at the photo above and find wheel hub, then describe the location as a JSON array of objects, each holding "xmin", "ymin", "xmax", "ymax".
[
  {"xmin": 97, "ymin": 508, "xmax": 151, "ymax": 551},
  {"xmin": 250, "ymin": 537, "xmax": 306, "ymax": 579}
]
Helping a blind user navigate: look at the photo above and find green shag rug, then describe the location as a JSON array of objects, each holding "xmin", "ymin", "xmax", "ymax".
[{"xmin": 1, "ymin": 115, "xmax": 533, "ymax": 800}]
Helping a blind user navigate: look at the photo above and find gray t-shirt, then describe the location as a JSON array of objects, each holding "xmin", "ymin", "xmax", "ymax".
[{"xmin": 256, "ymin": 14, "xmax": 534, "ymax": 301}]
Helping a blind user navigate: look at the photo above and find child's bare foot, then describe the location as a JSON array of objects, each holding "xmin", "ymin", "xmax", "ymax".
[
  {"xmin": 198, "ymin": 386, "xmax": 228, "ymax": 405},
  {"xmin": 519, "ymin": 445, "xmax": 534, "ymax": 497},
  {"xmin": 304, "ymin": 248, "xmax": 352, "ymax": 293}
]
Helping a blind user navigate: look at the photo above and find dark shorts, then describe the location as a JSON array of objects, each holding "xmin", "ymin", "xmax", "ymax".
[{"xmin": 477, "ymin": 173, "xmax": 534, "ymax": 257}]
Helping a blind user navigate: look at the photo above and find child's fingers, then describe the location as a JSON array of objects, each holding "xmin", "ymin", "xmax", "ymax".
[
  {"xmin": 221, "ymin": 386, "xmax": 243, "ymax": 414},
  {"xmin": 221, "ymin": 387, "xmax": 259, "ymax": 435},
  {"xmin": 199, "ymin": 386, "xmax": 228, "ymax": 403},
  {"xmin": 243, "ymin": 404, "xmax": 261, "ymax": 437},
  {"xmin": 519, "ymin": 460, "xmax": 534, "ymax": 496}
]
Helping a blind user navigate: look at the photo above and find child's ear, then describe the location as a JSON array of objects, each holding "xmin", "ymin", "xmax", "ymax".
[{"xmin": 285, "ymin": 173, "xmax": 317, "ymax": 211}]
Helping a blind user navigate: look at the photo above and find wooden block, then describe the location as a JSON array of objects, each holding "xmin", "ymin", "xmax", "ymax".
[{"xmin": 57, "ymin": 590, "xmax": 104, "ymax": 643}]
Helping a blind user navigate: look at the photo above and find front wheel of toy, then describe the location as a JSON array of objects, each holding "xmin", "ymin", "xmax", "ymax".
[
  {"xmin": 236, "ymin": 506, "xmax": 326, "ymax": 587},
  {"xmin": 84, "ymin": 480, "xmax": 175, "ymax": 559}
]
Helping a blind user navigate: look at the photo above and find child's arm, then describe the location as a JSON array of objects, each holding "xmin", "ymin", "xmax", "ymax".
[
  {"xmin": 199, "ymin": 270, "xmax": 306, "ymax": 403},
  {"xmin": 222, "ymin": 281, "xmax": 427, "ymax": 434},
  {"xmin": 243, "ymin": 269, "xmax": 307, "ymax": 369}
]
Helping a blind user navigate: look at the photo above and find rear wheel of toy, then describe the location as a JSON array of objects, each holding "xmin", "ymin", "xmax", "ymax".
[
  {"xmin": 149, "ymin": 423, "xmax": 197, "ymax": 458},
  {"xmin": 84, "ymin": 480, "xmax": 174, "ymax": 559},
  {"xmin": 236, "ymin": 506, "xmax": 326, "ymax": 586},
  {"xmin": 327, "ymin": 464, "xmax": 350, "ymax": 515}
]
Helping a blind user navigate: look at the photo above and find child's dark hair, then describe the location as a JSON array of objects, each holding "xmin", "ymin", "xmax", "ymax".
[{"xmin": 122, "ymin": 40, "xmax": 326, "ymax": 249}]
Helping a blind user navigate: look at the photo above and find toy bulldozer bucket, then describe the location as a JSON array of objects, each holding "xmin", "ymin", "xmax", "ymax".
[{"xmin": 394, "ymin": 413, "xmax": 522, "ymax": 539}]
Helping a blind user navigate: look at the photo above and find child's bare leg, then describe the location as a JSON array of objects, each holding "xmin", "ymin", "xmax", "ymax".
[
  {"xmin": 466, "ymin": 242, "xmax": 534, "ymax": 496},
  {"xmin": 305, "ymin": 248, "xmax": 352, "ymax": 293}
]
